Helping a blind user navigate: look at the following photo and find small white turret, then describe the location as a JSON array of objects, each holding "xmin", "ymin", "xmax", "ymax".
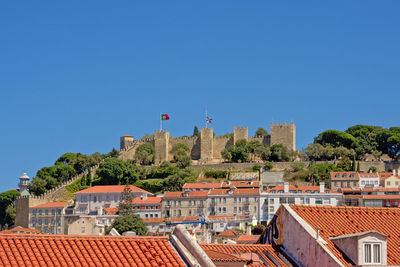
[{"xmin": 18, "ymin": 172, "xmax": 30, "ymax": 192}]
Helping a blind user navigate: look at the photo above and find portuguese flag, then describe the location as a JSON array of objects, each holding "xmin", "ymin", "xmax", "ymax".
[{"xmin": 161, "ymin": 114, "xmax": 170, "ymax": 120}]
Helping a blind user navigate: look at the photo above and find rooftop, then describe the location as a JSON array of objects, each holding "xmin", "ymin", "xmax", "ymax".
[
  {"xmin": 0, "ymin": 226, "xmax": 40, "ymax": 235},
  {"xmin": 182, "ymin": 182, "xmax": 222, "ymax": 189},
  {"xmin": 30, "ymin": 202, "xmax": 68, "ymax": 208},
  {"xmin": 0, "ymin": 234, "xmax": 186, "ymax": 267},
  {"xmin": 291, "ymin": 205, "xmax": 400, "ymax": 266},
  {"xmin": 75, "ymin": 185, "xmax": 151, "ymax": 194},
  {"xmin": 132, "ymin": 196, "xmax": 162, "ymax": 204},
  {"xmin": 266, "ymin": 185, "xmax": 338, "ymax": 194},
  {"xmin": 236, "ymin": 235, "xmax": 261, "ymax": 244}
]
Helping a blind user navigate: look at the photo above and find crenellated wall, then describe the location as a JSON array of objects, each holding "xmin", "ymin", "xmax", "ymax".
[
  {"xmin": 169, "ymin": 136, "xmax": 200, "ymax": 160},
  {"xmin": 270, "ymin": 123, "xmax": 296, "ymax": 151},
  {"xmin": 213, "ymin": 136, "xmax": 233, "ymax": 159},
  {"xmin": 200, "ymin": 128, "xmax": 214, "ymax": 162},
  {"xmin": 154, "ymin": 130, "xmax": 169, "ymax": 164},
  {"xmin": 233, "ymin": 126, "xmax": 248, "ymax": 144}
]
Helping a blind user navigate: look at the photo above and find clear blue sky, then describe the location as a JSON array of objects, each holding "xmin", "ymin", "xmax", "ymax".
[{"xmin": 1, "ymin": 1, "xmax": 399, "ymax": 192}]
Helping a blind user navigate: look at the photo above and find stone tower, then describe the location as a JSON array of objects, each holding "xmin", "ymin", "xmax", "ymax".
[
  {"xmin": 18, "ymin": 172, "xmax": 30, "ymax": 193},
  {"xmin": 154, "ymin": 130, "xmax": 169, "ymax": 164},
  {"xmin": 270, "ymin": 123, "xmax": 296, "ymax": 151},
  {"xmin": 120, "ymin": 134, "xmax": 134, "ymax": 150},
  {"xmin": 200, "ymin": 127, "xmax": 213, "ymax": 163},
  {"xmin": 233, "ymin": 126, "xmax": 248, "ymax": 144}
]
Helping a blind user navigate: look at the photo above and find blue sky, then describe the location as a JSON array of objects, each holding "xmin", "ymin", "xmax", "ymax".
[{"xmin": 0, "ymin": 1, "xmax": 399, "ymax": 192}]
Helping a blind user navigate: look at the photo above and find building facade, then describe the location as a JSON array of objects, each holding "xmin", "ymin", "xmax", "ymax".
[{"xmin": 29, "ymin": 202, "xmax": 68, "ymax": 234}]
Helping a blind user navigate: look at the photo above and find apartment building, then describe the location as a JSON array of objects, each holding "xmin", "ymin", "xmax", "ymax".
[
  {"xmin": 29, "ymin": 202, "xmax": 68, "ymax": 234},
  {"xmin": 132, "ymin": 196, "xmax": 162, "ymax": 219},
  {"xmin": 330, "ymin": 171, "xmax": 359, "ymax": 190},
  {"xmin": 341, "ymin": 187, "xmax": 400, "ymax": 207},
  {"xmin": 260, "ymin": 182, "xmax": 342, "ymax": 222},
  {"xmin": 162, "ymin": 191, "xmax": 208, "ymax": 218},
  {"xmin": 74, "ymin": 185, "xmax": 152, "ymax": 215}
]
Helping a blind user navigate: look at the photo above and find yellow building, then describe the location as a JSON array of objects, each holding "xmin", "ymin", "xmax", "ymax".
[{"xmin": 384, "ymin": 174, "xmax": 400, "ymax": 188}]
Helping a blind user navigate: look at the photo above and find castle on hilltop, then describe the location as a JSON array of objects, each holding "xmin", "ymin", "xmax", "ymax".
[{"xmin": 119, "ymin": 123, "xmax": 295, "ymax": 164}]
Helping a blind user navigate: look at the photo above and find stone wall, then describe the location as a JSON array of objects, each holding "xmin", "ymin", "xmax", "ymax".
[
  {"xmin": 212, "ymin": 137, "xmax": 233, "ymax": 159},
  {"xmin": 169, "ymin": 136, "xmax": 200, "ymax": 160},
  {"xmin": 233, "ymin": 126, "xmax": 248, "ymax": 144},
  {"xmin": 270, "ymin": 123, "xmax": 295, "ymax": 151},
  {"xmin": 154, "ymin": 130, "xmax": 169, "ymax": 164},
  {"xmin": 200, "ymin": 128, "xmax": 213, "ymax": 162}
]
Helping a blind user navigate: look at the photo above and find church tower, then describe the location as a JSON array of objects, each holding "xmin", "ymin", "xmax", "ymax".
[{"xmin": 18, "ymin": 172, "xmax": 30, "ymax": 193}]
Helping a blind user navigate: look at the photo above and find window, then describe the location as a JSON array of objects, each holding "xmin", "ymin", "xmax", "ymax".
[
  {"xmin": 150, "ymin": 214, "xmax": 153, "ymax": 218},
  {"xmin": 52, "ymin": 209, "xmax": 55, "ymax": 216},
  {"xmin": 44, "ymin": 229, "xmax": 48, "ymax": 234},
  {"xmin": 315, "ymin": 198, "xmax": 323, "ymax": 205},
  {"xmin": 364, "ymin": 243, "xmax": 381, "ymax": 264},
  {"xmin": 234, "ymin": 207, "xmax": 237, "ymax": 212},
  {"xmin": 305, "ymin": 198, "xmax": 310, "ymax": 204},
  {"xmin": 145, "ymin": 214, "xmax": 148, "ymax": 218},
  {"xmin": 58, "ymin": 209, "xmax": 62, "ymax": 215},
  {"xmin": 361, "ymin": 181, "xmax": 365, "ymax": 185},
  {"xmin": 223, "ymin": 198, "xmax": 226, "ymax": 203},
  {"xmin": 155, "ymin": 214, "xmax": 158, "ymax": 218},
  {"xmin": 396, "ymin": 181, "xmax": 399, "ymax": 186},
  {"xmin": 45, "ymin": 219, "xmax": 48, "ymax": 226},
  {"xmin": 51, "ymin": 219, "xmax": 55, "ymax": 225},
  {"xmin": 93, "ymin": 196, "xmax": 97, "ymax": 202},
  {"xmin": 114, "ymin": 195, "xmax": 118, "ymax": 202},
  {"xmin": 223, "ymin": 207, "xmax": 226, "ymax": 213},
  {"xmin": 39, "ymin": 209, "xmax": 42, "ymax": 216},
  {"xmin": 57, "ymin": 219, "xmax": 61, "ymax": 226},
  {"xmin": 51, "ymin": 228, "xmax": 54, "ymax": 234},
  {"xmin": 234, "ymin": 197, "xmax": 237, "ymax": 203},
  {"xmin": 32, "ymin": 209, "xmax": 36, "ymax": 216},
  {"xmin": 32, "ymin": 219, "xmax": 36, "ymax": 226},
  {"xmin": 343, "ymin": 174, "xmax": 348, "ymax": 178},
  {"xmin": 189, "ymin": 200, "xmax": 192, "ymax": 206},
  {"xmin": 387, "ymin": 181, "xmax": 390, "ymax": 186},
  {"xmin": 106, "ymin": 196, "xmax": 110, "ymax": 202},
  {"xmin": 38, "ymin": 219, "xmax": 42, "ymax": 226},
  {"xmin": 98, "ymin": 196, "xmax": 102, "ymax": 202},
  {"xmin": 81, "ymin": 227, "xmax": 85, "ymax": 233}
]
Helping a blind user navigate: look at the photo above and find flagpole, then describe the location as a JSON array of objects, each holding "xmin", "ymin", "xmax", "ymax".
[
  {"xmin": 160, "ymin": 113, "xmax": 162, "ymax": 131},
  {"xmin": 205, "ymin": 109, "xmax": 208, "ymax": 129}
]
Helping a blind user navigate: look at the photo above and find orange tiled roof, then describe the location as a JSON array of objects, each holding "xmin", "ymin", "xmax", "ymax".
[
  {"xmin": 133, "ymin": 196, "xmax": 162, "ymax": 204},
  {"xmin": 208, "ymin": 188, "xmax": 260, "ymax": 195},
  {"xmin": 183, "ymin": 183, "xmax": 222, "ymax": 189},
  {"xmin": 267, "ymin": 185, "xmax": 338, "ymax": 194},
  {"xmin": 30, "ymin": 202, "xmax": 68, "ymax": 208},
  {"xmin": 330, "ymin": 171, "xmax": 359, "ymax": 180},
  {"xmin": 187, "ymin": 191, "xmax": 208, "ymax": 197},
  {"xmin": 291, "ymin": 205, "xmax": 400, "ymax": 266},
  {"xmin": 222, "ymin": 181, "xmax": 260, "ymax": 188},
  {"xmin": 169, "ymin": 216, "xmax": 200, "ymax": 223},
  {"xmin": 76, "ymin": 185, "xmax": 150, "ymax": 194},
  {"xmin": 199, "ymin": 243, "xmax": 291, "ymax": 267},
  {"xmin": 207, "ymin": 215, "xmax": 234, "ymax": 220},
  {"xmin": 143, "ymin": 218, "xmax": 165, "ymax": 223},
  {"xmin": 103, "ymin": 208, "xmax": 118, "ymax": 215},
  {"xmin": 208, "ymin": 188, "xmax": 228, "ymax": 195},
  {"xmin": 236, "ymin": 235, "xmax": 260, "ymax": 243},
  {"xmin": 203, "ymin": 249, "xmax": 247, "ymax": 263},
  {"xmin": 217, "ymin": 229, "xmax": 238, "ymax": 237},
  {"xmin": 0, "ymin": 226, "xmax": 41, "ymax": 235},
  {"xmin": 362, "ymin": 194, "xmax": 400, "ymax": 200},
  {"xmin": 163, "ymin": 191, "xmax": 182, "ymax": 198},
  {"xmin": 0, "ymin": 234, "xmax": 186, "ymax": 267}
]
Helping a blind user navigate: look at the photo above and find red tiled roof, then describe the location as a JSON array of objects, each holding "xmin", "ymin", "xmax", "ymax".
[
  {"xmin": 291, "ymin": 205, "xmax": 400, "ymax": 266},
  {"xmin": 199, "ymin": 244, "xmax": 291, "ymax": 267},
  {"xmin": 30, "ymin": 202, "xmax": 68, "ymax": 208},
  {"xmin": 222, "ymin": 181, "xmax": 260, "ymax": 188},
  {"xmin": 267, "ymin": 185, "xmax": 338, "ymax": 194},
  {"xmin": 0, "ymin": 234, "xmax": 186, "ymax": 267},
  {"xmin": 163, "ymin": 192, "xmax": 182, "ymax": 198},
  {"xmin": 133, "ymin": 197, "xmax": 162, "ymax": 204},
  {"xmin": 0, "ymin": 226, "xmax": 41, "ymax": 235},
  {"xmin": 236, "ymin": 235, "xmax": 260, "ymax": 244},
  {"xmin": 330, "ymin": 172, "xmax": 359, "ymax": 179},
  {"xmin": 76, "ymin": 185, "xmax": 151, "ymax": 194},
  {"xmin": 143, "ymin": 218, "xmax": 165, "ymax": 223},
  {"xmin": 187, "ymin": 191, "xmax": 208, "ymax": 197},
  {"xmin": 362, "ymin": 194, "xmax": 400, "ymax": 200},
  {"xmin": 103, "ymin": 208, "xmax": 118, "ymax": 215},
  {"xmin": 203, "ymin": 249, "xmax": 247, "ymax": 263},
  {"xmin": 169, "ymin": 216, "xmax": 200, "ymax": 223},
  {"xmin": 217, "ymin": 229, "xmax": 238, "ymax": 237},
  {"xmin": 183, "ymin": 183, "xmax": 222, "ymax": 189},
  {"xmin": 208, "ymin": 188, "xmax": 228, "ymax": 195},
  {"xmin": 208, "ymin": 188, "xmax": 260, "ymax": 195},
  {"xmin": 207, "ymin": 215, "xmax": 234, "ymax": 221}
]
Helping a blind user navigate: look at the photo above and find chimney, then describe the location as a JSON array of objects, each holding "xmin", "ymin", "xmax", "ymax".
[
  {"xmin": 284, "ymin": 182, "xmax": 289, "ymax": 193},
  {"xmin": 142, "ymin": 193, "xmax": 147, "ymax": 200},
  {"xmin": 246, "ymin": 225, "xmax": 251, "ymax": 235},
  {"xmin": 320, "ymin": 182, "xmax": 325, "ymax": 193},
  {"xmin": 393, "ymin": 170, "xmax": 396, "ymax": 176}
]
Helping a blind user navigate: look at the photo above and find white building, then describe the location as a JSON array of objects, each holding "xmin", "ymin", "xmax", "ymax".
[
  {"xmin": 74, "ymin": 185, "xmax": 152, "ymax": 215},
  {"xmin": 132, "ymin": 195, "xmax": 162, "ymax": 219},
  {"xmin": 259, "ymin": 182, "xmax": 343, "ymax": 223},
  {"xmin": 359, "ymin": 172, "xmax": 380, "ymax": 188}
]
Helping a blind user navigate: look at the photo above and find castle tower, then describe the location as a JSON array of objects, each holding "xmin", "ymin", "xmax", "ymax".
[
  {"xmin": 270, "ymin": 123, "xmax": 296, "ymax": 151},
  {"xmin": 154, "ymin": 130, "xmax": 170, "ymax": 164},
  {"xmin": 18, "ymin": 172, "xmax": 30, "ymax": 193},
  {"xmin": 234, "ymin": 126, "xmax": 248, "ymax": 144},
  {"xmin": 200, "ymin": 127, "xmax": 214, "ymax": 163},
  {"xmin": 120, "ymin": 134, "xmax": 134, "ymax": 150}
]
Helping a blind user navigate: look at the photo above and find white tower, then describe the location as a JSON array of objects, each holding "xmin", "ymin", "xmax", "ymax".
[{"xmin": 18, "ymin": 172, "xmax": 30, "ymax": 192}]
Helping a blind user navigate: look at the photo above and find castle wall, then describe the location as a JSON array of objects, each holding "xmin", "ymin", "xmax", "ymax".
[
  {"xmin": 169, "ymin": 136, "xmax": 200, "ymax": 160},
  {"xmin": 120, "ymin": 135, "xmax": 134, "ymax": 150},
  {"xmin": 248, "ymin": 136, "xmax": 269, "ymax": 145},
  {"xmin": 201, "ymin": 128, "xmax": 213, "ymax": 162},
  {"xmin": 212, "ymin": 137, "xmax": 233, "ymax": 159},
  {"xmin": 270, "ymin": 123, "xmax": 296, "ymax": 151},
  {"xmin": 119, "ymin": 139, "xmax": 155, "ymax": 161},
  {"xmin": 154, "ymin": 130, "xmax": 169, "ymax": 164},
  {"xmin": 234, "ymin": 126, "xmax": 248, "ymax": 144}
]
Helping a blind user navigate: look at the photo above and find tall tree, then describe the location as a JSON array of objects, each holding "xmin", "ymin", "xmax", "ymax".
[
  {"xmin": 255, "ymin": 127, "xmax": 269, "ymax": 136},
  {"xmin": 193, "ymin": 126, "xmax": 200, "ymax": 137},
  {"xmin": 135, "ymin": 143, "xmax": 155, "ymax": 165},
  {"xmin": 118, "ymin": 184, "xmax": 135, "ymax": 216}
]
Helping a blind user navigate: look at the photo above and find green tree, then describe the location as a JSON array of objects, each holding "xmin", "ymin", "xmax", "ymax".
[
  {"xmin": 193, "ymin": 126, "xmax": 200, "ymax": 138},
  {"xmin": 0, "ymin": 190, "xmax": 20, "ymax": 226},
  {"xmin": 135, "ymin": 143, "xmax": 155, "ymax": 165},
  {"xmin": 336, "ymin": 157, "xmax": 352, "ymax": 171},
  {"xmin": 252, "ymin": 164, "xmax": 262, "ymax": 172},
  {"xmin": 28, "ymin": 177, "xmax": 48, "ymax": 195},
  {"xmin": 368, "ymin": 166, "xmax": 378, "ymax": 173},
  {"xmin": 107, "ymin": 148, "xmax": 119, "ymax": 158},
  {"xmin": 118, "ymin": 184, "xmax": 135, "ymax": 216},
  {"xmin": 141, "ymin": 134, "xmax": 154, "ymax": 140},
  {"xmin": 94, "ymin": 158, "xmax": 139, "ymax": 185},
  {"xmin": 106, "ymin": 214, "xmax": 148, "ymax": 235},
  {"xmin": 304, "ymin": 143, "xmax": 325, "ymax": 160},
  {"xmin": 170, "ymin": 143, "xmax": 191, "ymax": 168},
  {"xmin": 221, "ymin": 149, "xmax": 232, "ymax": 162},
  {"xmin": 270, "ymin": 144, "xmax": 290, "ymax": 162},
  {"xmin": 357, "ymin": 161, "xmax": 360, "ymax": 172},
  {"xmin": 291, "ymin": 162, "xmax": 305, "ymax": 172},
  {"xmin": 264, "ymin": 161, "xmax": 273, "ymax": 171},
  {"xmin": 255, "ymin": 128, "xmax": 269, "ymax": 137},
  {"xmin": 254, "ymin": 145, "xmax": 271, "ymax": 161},
  {"xmin": 314, "ymin": 130, "xmax": 358, "ymax": 149}
]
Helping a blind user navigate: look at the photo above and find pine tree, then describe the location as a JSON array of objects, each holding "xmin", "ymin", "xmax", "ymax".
[
  {"xmin": 352, "ymin": 156, "xmax": 356, "ymax": 171},
  {"xmin": 356, "ymin": 161, "xmax": 360, "ymax": 172}
]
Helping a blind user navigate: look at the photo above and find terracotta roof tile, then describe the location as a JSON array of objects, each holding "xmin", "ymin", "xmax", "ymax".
[
  {"xmin": 187, "ymin": 191, "xmax": 208, "ymax": 197},
  {"xmin": 199, "ymin": 243, "xmax": 291, "ymax": 267},
  {"xmin": 236, "ymin": 235, "xmax": 260, "ymax": 244},
  {"xmin": 267, "ymin": 185, "xmax": 338, "ymax": 194},
  {"xmin": 291, "ymin": 205, "xmax": 400, "ymax": 266},
  {"xmin": 163, "ymin": 192, "xmax": 182, "ymax": 198},
  {"xmin": 183, "ymin": 183, "xmax": 222, "ymax": 189},
  {"xmin": 75, "ymin": 185, "xmax": 151, "ymax": 194},
  {"xmin": 203, "ymin": 249, "xmax": 247, "ymax": 263},
  {"xmin": 133, "ymin": 197, "xmax": 162, "ymax": 204},
  {"xmin": 143, "ymin": 218, "xmax": 165, "ymax": 223},
  {"xmin": 217, "ymin": 229, "xmax": 239, "ymax": 237},
  {"xmin": 103, "ymin": 208, "xmax": 118, "ymax": 215},
  {"xmin": 30, "ymin": 202, "xmax": 68, "ymax": 208},
  {"xmin": 222, "ymin": 181, "xmax": 260, "ymax": 188},
  {"xmin": 0, "ymin": 234, "xmax": 186, "ymax": 267}
]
